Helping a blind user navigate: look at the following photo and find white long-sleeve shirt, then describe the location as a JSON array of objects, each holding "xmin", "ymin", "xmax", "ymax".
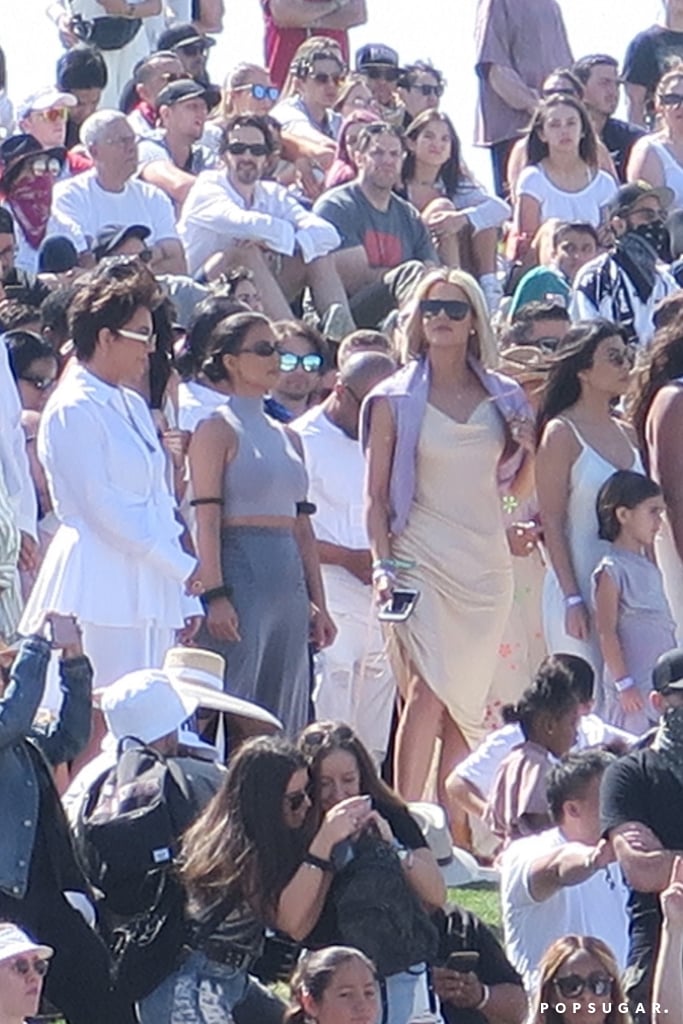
[
  {"xmin": 178, "ymin": 170, "xmax": 341, "ymax": 275},
  {"xmin": 0, "ymin": 335, "xmax": 37, "ymax": 539}
]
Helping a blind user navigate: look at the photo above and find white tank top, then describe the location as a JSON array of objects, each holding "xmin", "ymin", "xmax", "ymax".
[{"xmin": 649, "ymin": 137, "xmax": 683, "ymax": 210}]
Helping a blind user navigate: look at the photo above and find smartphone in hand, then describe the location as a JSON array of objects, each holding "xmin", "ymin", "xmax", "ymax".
[{"xmin": 45, "ymin": 614, "xmax": 81, "ymax": 650}]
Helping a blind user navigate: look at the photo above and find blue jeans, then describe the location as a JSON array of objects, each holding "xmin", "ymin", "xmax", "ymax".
[{"xmin": 137, "ymin": 951, "xmax": 249, "ymax": 1024}]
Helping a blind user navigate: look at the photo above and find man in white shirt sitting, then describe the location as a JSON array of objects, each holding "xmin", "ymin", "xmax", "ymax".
[
  {"xmin": 499, "ymin": 750, "xmax": 630, "ymax": 998},
  {"xmin": 52, "ymin": 109, "xmax": 186, "ymax": 275},
  {"xmin": 178, "ymin": 113, "xmax": 354, "ymax": 326},
  {"xmin": 292, "ymin": 350, "xmax": 396, "ymax": 764}
]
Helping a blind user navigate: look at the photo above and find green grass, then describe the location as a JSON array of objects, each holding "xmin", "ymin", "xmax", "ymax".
[{"xmin": 448, "ymin": 883, "xmax": 503, "ymax": 938}]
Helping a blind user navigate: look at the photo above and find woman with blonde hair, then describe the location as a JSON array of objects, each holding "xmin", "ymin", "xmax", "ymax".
[
  {"xmin": 531, "ymin": 935, "xmax": 631, "ymax": 1024},
  {"xmin": 627, "ymin": 63, "xmax": 683, "ymax": 211},
  {"xmin": 363, "ymin": 268, "xmax": 534, "ymax": 802}
]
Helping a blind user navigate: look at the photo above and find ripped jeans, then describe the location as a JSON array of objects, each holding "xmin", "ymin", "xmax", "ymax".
[{"xmin": 137, "ymin": 951, "xmax": 249, "ymax": 1024}]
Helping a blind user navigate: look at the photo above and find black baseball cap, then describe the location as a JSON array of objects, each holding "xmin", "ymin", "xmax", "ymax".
[
  {"xmin": 156, "ymin": 23, "xmax": 215, "ymax": 51},
  {"xmin": 653, "ymin": 649, "xmax": 683, "ymax": 692},
  {"xmin": 38, "ymin": 236, "xmax": 78, "ymax": 274},
  {"xmin": 355, "ymin": 44, "xmax": 400, "ymax": 71},
  {"xmin": 609, "ymin": 180, "xmax": 675, "ymax": 217},
  {"xmin": 93, "ymin": 224, "xmax": 150, "ymax": 262},
  {"xmin": 156, "ymin": 78, "xmax": 210, "ymax": 108}
]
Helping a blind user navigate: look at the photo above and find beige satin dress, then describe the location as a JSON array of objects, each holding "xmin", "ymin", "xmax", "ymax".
[{"xmin": 390, "ymin": 400, "xmax": 514, "ymax": 747}]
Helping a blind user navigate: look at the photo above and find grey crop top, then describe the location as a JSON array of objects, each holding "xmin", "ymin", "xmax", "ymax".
[{"xmin": 219, "ymin": 395, "xmax": 308, "ymax": 518}]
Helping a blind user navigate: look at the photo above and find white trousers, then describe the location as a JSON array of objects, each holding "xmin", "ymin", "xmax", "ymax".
[{"xmin": 314, "ymin": 569, "xmax": 396, "ymax": 763}]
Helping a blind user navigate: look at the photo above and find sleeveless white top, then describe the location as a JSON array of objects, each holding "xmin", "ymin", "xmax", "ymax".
[{"xmin": 647, "ymin": 138, "xmax": 683, "ymax": 211}]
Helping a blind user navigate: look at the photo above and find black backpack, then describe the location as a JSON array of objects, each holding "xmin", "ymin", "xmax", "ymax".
[
  {"xmin": 330, "ymin": 831, "xmax": 439, "ymax": 978},
  {"xmin": 77, "ymin": 740, "xmax": 195, "ymax": 1001}
]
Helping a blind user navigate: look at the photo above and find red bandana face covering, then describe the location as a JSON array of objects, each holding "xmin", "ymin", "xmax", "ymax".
[{"xmin": 8, "ymin": 173, "xmax": 54, "ymax": 250}]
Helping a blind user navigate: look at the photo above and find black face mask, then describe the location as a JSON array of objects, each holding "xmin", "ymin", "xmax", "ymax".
[{"xmin": 629, "ymin": 219, "xmax": 672, "ymax": 262}]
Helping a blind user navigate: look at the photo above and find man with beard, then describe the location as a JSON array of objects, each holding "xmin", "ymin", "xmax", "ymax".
[
  {"xmin": 313, "ymin": 122, "xmax": 436, "ymax": 327},
  {"xmin": 571, "ymin": 182, "xmax": 677, "ymax": 348},
  {"xmin": 601, "ymin": 648, "xmax": 683, "ymax": 1022},
  {"xmin": 179, "ymin": 113, "xmax": 353, "ymax": 325}
]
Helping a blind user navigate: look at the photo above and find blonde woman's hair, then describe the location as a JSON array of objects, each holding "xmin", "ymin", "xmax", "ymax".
[{"xmin": 401, "ymin": 268, "xmax": 498, "ymax": 368}]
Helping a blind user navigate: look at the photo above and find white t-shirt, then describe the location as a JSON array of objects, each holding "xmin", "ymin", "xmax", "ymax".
[
  {"xmin": 454, "ymin": 715, "xmax": 635, "ymax": 800},
  {"xmin": 291, "ymin": 404, "xmax": 368, "ymax": 550},
  {"xmin": 517, "ymin": 164, "xmax": 617, "ymax": 228},
  {"xmin": 500, "ymin": 826, "xmax": 630, "ymax": 995},
  {"xmin": 52, "ymin": 169, "xmax": 179, "ymax": 248}
]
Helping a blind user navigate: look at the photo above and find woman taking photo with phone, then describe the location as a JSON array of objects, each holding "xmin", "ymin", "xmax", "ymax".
[
  {"xmin": 298, "ymin": 721, "xmax": 445, "ymax": 1024},
  {"xmin": 188, "ymin": 310, "xmax": 335, "ymax": 735},
  {"xmin": 364, "ymin": 268, "xmax": 533, "ymax": 803}
]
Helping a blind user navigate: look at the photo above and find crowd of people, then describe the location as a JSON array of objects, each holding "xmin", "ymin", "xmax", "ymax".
[{"xmin": 6, "ymin": 0, "xmax": 683, "ymax": 1022}]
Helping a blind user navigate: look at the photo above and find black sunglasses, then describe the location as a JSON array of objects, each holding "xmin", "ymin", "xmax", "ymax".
[
  {"xmin": 411, "ymin": 83, "xmax": 444, "ymax": 97},
  {"xmin": 660, "ymin": 92, "xmax": 683, "ymax": 107},
  {"xmin": 419, "ymin": 298, "xmax": 471, "ymax": 321},
  {"xmin": 283, "ymin": 788, "xmax": 310, "ymax": 812},
  {"xmin": 226, "ymin": 141, "xmax": 269, "ymax": 157},
  {"xmin": 177, "ymin": 41, "xmax": 208, "ymax": 57},
  {"xmin": 311, "ymin": 71, "xmax": 343, "ymax": 86},
  {"xmin": 554, "ymin": 973, "xmax": 613, "ymax": 999},
  {"xmin": 365, "ymin": 66, "xmax": 399, "ymax": 82},
  {"xmin": 238, "ymin": 340, "xmax": 281, "ymax": 357}
]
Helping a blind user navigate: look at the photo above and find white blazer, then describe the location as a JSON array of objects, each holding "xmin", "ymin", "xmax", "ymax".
[{"xmin": 21, "ymin": 363, "xmax": 196, "ymax": 630}]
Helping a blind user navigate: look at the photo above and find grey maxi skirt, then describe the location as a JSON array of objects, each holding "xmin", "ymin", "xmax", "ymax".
[{"xmin": 197, "ymin": 526, "xmax": 310, "ymax": 736}]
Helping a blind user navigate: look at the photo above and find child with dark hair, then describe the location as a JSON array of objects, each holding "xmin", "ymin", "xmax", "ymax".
[
  {"xmin": 485, "ymin": 658, "xmax": 581, "ymax": 845},
  {"xmin": 592, "ymin": 469, "xmax": 676, "ymax": 733}
]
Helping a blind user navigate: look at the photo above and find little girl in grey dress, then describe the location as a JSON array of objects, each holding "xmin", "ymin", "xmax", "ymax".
[{"xmin": 592, "ymin": 470, "xmax": 677, "ymax": 734}]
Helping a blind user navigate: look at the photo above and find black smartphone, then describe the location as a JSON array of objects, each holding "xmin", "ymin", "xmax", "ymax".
[
  {"xmin": 378, "ymin": 589, "xmax": 420, "ymax": 622},
  {"xmin": 45, "ymin": 614, "xmax": 81, "ymax": 649},
  {"xmin": 446, "ymin": 951, "xmax": 480, "ymax": 974}
]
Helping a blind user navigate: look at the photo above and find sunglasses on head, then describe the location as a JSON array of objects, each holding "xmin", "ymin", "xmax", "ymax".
[
  {"xmin": 20, "ymin": 374, "xmax": 56, "ymax": 391},
  {"xmin": 660, "ymin": 92, "xmax": 683, "ymax": 107},
  {"xmin": 9, "ymin": 957, "xmax": 50, "ymax": 978},
  {"xmin": 420, "ymin": 298, "xmax": 471, "ymax": 321},
  {"xmin": 283, "ymin": 788, "xmax": 310, "ymax": 811},
  {"xmin": 280, "ymin": 351, "xmax": 324, "ymax": 373},
  {"xmin": 239, "ymin": 339, "xmax": 280, "ymax": 357},
  {"xmin": 36, "ymin": 106, "xmax": 68, "ymax": 122},
  {"xmin": 300, "ymin": 722, "xmax": 354, "ymax": 752},
  {"xmin": 365, "ymin": 66, "xmax": 399, "ymax": 82},
  {"xmin": 553, "ymin": 973, "xmax": 613, "ymax": 999},
  {"xmin": 226, "ymin": 141, "xmax": 269, "ymax": 157},
  {"xmin": 411, "ymin": 83, "xmax": 444, "ymax": 97},
  {"xmin": 311, "ymin": 72, "xmax": 343, "ymax": 86}
]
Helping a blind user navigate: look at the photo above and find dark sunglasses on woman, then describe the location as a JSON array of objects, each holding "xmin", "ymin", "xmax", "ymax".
[
  {"xmin": 280, "ymin": 352, "xmax": 324, "ymax": 373},
  {"xmin": 553, "ymin": 972, "xmax": 613, "ymax": 999},
  {"xmin": 239, "ymin": 340, "xmax": 281, "ymax": 357},
  {"xmin": 283, "ymin": 788, "xmax": 310, "ymax": 811},
  {"xmin": 10, "ymin": 957, "xmax": 50, "ymax": 978},
  {"xmin": 660, "ymin": 92, "xmax": 683, "ymax": 107},
  {"xmin": 419, "ymin": 298, "xmax": 471, "ymax": 321},
  {"xmin": 411, "ymin": 83, "xmax": 444, "ymax": 98}
]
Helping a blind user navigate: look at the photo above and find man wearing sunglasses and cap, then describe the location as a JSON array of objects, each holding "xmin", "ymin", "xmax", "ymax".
[
  {"xmin": 180, "ymin": 112, "xmax": 354, "ymax": 327},
  {"xmin": 571, "ymin": 180, "xmax": 678, "ymax": 349},
  {"xmin": 356, "ymin": 44, "xmax": 405, "ymax": 130},
  {"xmin": 137, "ymin": 78, "xmax": 218, "ymax": 209},
  {"xmin": 601, "ymin": 647, "xmax": 683, "ymax": 1021}
]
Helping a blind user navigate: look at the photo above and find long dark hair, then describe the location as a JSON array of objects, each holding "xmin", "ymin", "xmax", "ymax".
[
  {"xmin": 525, "ymin": 94, "xmax": 598, "ymax": 168},
  {"xmin": 202, "ymin": 310, "xmax": 271, "ymax": 383},
  {"xmin": 299, "ymin": 722, "xmax": 406, "ymax": 822},
  {"xmin": 596, "ymin": 469, "xmax": 662, "ymax": 541},
  {"xmin": 536, "ymin": 319, "xmax": 628, "ymax": 440},
  {"xmin": 402, "ymin": 109, "xmax": 463, "ymax": 194},
  {"xmin": 180, "ymin": 736, "xmax": 308, "ymax": 920},
  {"xmin": 629, "ymin": 312, "xmax": 683, "ymax": 459},
  {"xmin": 177, "ymin": 296, "xmax": 247, "ymax": 380}
]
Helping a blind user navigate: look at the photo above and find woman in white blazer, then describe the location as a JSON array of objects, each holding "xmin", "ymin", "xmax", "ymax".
[{"xmin": 20, "ymin": 259, "xmax": 200, "ymax": 755}]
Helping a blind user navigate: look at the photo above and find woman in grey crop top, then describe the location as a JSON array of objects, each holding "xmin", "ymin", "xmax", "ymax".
[{"xmin": 188, "ymin": 312, "xmax": 336, "ymax": 735}]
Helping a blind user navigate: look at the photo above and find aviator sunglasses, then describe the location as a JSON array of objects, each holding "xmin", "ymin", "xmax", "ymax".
[
  {"xmin": 9, "ymin": 957, "xmax": 50, "ymax": 978},
  {"xmin": 280, "ymin": 351, "xmax": 324, "ymax": 373},
  {"xmin": 419, "ymin": 298, "xmax": 471, "ymax": 321},
  {"xmin": 553, "ymin": 972, "xmax": 613, "ymax": 999}
]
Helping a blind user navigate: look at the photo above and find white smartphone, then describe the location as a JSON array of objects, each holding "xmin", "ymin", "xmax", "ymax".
[{"xmin": 378, "ymin": 589, "xmax": 420, "ymax": 622}]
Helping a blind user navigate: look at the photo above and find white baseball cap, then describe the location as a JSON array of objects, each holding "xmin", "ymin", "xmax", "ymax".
[
  {"xmin": 0, "ymin": 923, "xmax": 53, "ymax": 965},
  {"xmin": 17, "ymin": 87, "xmax": 76, "ymax": 122},
  {"xmin": 100, "ymin": 669, "xmax": 198, "ymax": 745}
]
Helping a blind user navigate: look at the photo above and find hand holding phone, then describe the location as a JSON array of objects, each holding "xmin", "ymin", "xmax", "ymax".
[
  {"xmin": 446, "ymin": 951, "xmax": 480, "ymax": 974},
  {"xmin": 378, "ymin": 589, "xmax": 419, "ymax": 622},
  {"xmin": 43, "ymin": 613, "xmax": 83, "ymax": 655}
]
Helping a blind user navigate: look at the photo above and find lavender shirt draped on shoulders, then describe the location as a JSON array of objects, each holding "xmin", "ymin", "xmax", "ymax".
[{"xmin": 360, "ymin": 356, "xmax": 531, "ymax": 536}]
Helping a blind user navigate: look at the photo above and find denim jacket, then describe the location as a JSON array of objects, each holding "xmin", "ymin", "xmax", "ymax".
[
  {"xmin": 360, "ymin": 356, "xmax": 531, "ymax": 535},
  {"xmin": 0, "ymin": 635, "xmax": 92, "ymax": 898}
]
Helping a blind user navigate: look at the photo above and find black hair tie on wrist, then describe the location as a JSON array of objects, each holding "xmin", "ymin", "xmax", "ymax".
[
  {"xmin": 190, "ymin": 497, "xmax": 225, "ymax": 507},
  {"xmin": 296, "ymin": 501, "xmax": 317, "ymax": 516},
  {"xmin": 200, "ymin": 585, "xmax": 233, "ymax": 612},
  {"xmin": 303, "ymin": 853, "xmax": 334, "ymax": 872}
]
